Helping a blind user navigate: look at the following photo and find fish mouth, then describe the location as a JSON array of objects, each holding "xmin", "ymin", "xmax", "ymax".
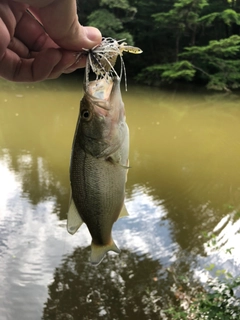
[
  {"xmin": 87, "ymin": 78, "xmax": 113, "ymax": 100},
  {"xmin": 85, "ymin": 77, "xmax": 122, "ymax": 111}
]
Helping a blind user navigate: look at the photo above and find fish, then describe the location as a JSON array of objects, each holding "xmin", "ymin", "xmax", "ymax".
[{"xmin": 67, "ymin": 76, "xmax": 129, "ymax": 266}]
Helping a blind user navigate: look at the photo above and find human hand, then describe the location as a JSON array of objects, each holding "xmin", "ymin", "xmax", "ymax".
[{"xmin": 0, "ymin": 0, "xmax": 102, "ymax": 82}]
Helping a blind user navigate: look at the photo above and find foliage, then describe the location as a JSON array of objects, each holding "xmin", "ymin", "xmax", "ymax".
[
  {"xmin": 162, "ymin": 231, "xmax": 240, "ymax": 319},
  {"xmin": 139, "ymin": 0, "xmax": 240, "ymax": 90},
  {"xmin": 42, "ymin": 245, "xmax": 240, "ymax": 320},
  {"xmin": 180, "ymin": 35, "xmax": 240, "ymax": 91},
  {"xmin": 153, "ymin": 0, "xmax": 208, "ymax": 34},
  {"xmin": 199, "ymin": 9, "xmax": 240, "ymax": 27},
  {"xmin": 78, "ymin": 0, "xmax": 240, "ymax": 90},
  {"xmin": 87, "ymin": 0, "xmax": 135, "ymax": 43},
  {"xmin": 87, "ymin": 9, "xmax": 123, "ymax": 34},
  {"xmin": 164, "ymin": 275, "xmax": 240, "ymax": 319},
  {"xmin": 136, "ymin": 61, "xmax": 196, "ymax": 86},
  {"xmin": 153, "ymin": 0, "xmax": 209, "ymax": 60}
]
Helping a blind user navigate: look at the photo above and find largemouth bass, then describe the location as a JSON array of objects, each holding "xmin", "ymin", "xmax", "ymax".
[{"xmin": 67, "ymin": 76, "xmax": 129, "ymax": 266}]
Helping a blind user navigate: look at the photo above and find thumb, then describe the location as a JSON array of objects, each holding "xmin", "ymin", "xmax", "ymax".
[{"xmin": 30, "ymin": 0, "xmax": 102, "ymax": 51}]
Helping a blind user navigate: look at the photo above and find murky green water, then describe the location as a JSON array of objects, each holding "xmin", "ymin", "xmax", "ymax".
[{"xmin": 0, "ymin": 76, "xmax": 240, "ymax": 319}]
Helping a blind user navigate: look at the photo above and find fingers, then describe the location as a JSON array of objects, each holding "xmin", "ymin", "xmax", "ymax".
[
  {"xmin": 31, "ymin": 0, "xmax": 102, "ymax": 50},
  {"xmin": 0, "ymin": 47, "xmax": 85, "ymax": 82},
  {"xmin": 0, "ymin": 7, "xmax": 87, "ymax": 82},
  {"xmin": 63, "ymin": 53, "xmax": 87, "ymax": 74},
  {"xmin": 10, "ymin": 0, "xmax": 101, "ymax": 55},
  {"xmin": 14, "ymin": 9, "xmax": 58, "ymax": 51},
  {"xmin": 12, "ymin": 0, "xmax": 102, "ymax": 50},
  {"xmin": 0, "ymin": 47, "xmax": 58, "ymax": 81},
  {"xmin": 0, "ymin": 17, "xmax": 11, "ymax": 60},
  {"xmin": 50, "ymin": 51, "xmax": 87, "ymax": 78},
  {"xmin": 7, "ymin": 37, "xmax": 31, "ymax": 58},
  {"xmin": 0, "ymin": 0, "xmax": 20, "ymax": 38},
  {"xmin": 0, "ymin": 0, "xmax": 102, "ymax": 82}
]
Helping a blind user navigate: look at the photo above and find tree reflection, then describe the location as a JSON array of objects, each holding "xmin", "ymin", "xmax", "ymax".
[
  {"xmin": 42, "ymin": 247, "xmax": 198, "ymax": 320},
  {"xmin": 0, "ymin": 148, "xmax": 69, "ymax": 219},
  {"xmin": 0, "ymin": 78, "xmax": 75, "ymax": 219}
]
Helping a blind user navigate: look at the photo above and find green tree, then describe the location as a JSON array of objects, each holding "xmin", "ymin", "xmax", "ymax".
[
  {"xmin": 181, "ymin": 35, "xmax": 240, "ymax": 91},
  {"xmin": 153, "ymin": 0, "xmax": 209, "ymax": 61},
  {"xmin": 87, "ymin": 0, "xmax": 136, "ymax": 43},
  {"xmin": 136, "ymin": 0, "xmax": 240, "ymax": 90},
  {"xmin": 199, "ymin": 8, "xmax": 240, "ymax": 38}
]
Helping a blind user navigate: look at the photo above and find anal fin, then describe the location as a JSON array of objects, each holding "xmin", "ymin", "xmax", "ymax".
[{"xmin": 119, "ymin": 203, "xmax": 129, "ymax": 219}]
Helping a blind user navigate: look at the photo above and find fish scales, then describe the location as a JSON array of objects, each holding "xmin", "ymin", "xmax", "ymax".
[
  {"xmin": 67, "ymin": 77, "xmax": 129, "ymax": 266},
  {"xmin": 70, "ymin": 147, "xmax": 126, "ymax": 245}
]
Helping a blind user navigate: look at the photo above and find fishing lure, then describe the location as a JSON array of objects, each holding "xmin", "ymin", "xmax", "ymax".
[{"xmin": 83, "ymin": 37, "xmax": 142, "ymax": 90}]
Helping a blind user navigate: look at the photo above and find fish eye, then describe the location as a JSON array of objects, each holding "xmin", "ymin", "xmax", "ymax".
[{"xmin": 81, "ymin": 110, "xmax": 91, "ymax": 120}]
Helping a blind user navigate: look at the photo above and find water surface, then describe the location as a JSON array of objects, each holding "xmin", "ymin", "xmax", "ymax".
[{"xmin": 0, "ymin": 76, "xmax": 240, "ymax": 319}]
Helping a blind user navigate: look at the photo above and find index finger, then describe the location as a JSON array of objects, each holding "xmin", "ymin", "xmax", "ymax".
[
  {"xmin": 15, "ymin": 0, "xmax": 102, "ymax": 50},
  {"xmin": 14, "ymin": 9, "xmax": 59, "ymax": 52}
]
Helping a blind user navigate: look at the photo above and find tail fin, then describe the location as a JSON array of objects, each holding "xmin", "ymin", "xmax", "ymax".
[{"xmin": 90, "ymin": 240, "xmax": 120, "ymax": 266}]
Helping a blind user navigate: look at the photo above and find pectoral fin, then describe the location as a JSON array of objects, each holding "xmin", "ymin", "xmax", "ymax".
[
  {"xmin": 67, "ymin": 198, "xmax": 83, "ymax": 235},
  {"xmin": 106, "ymin": 156, "xmax": 131, "ymax": 169}
]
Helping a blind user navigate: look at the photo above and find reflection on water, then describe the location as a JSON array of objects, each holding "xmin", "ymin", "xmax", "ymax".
[
  {"xmin": 42, "ymin": 248, "xmax": 187, "ymax": 320},
  {"xmin": 0, "ymin": 76, "xmax": 240, "ymax": 319}
]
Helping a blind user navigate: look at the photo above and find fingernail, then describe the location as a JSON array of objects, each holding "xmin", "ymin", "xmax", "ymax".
[{"xmin": 85, "ymin": 27, "xmax": 102, "ymax": 43}]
